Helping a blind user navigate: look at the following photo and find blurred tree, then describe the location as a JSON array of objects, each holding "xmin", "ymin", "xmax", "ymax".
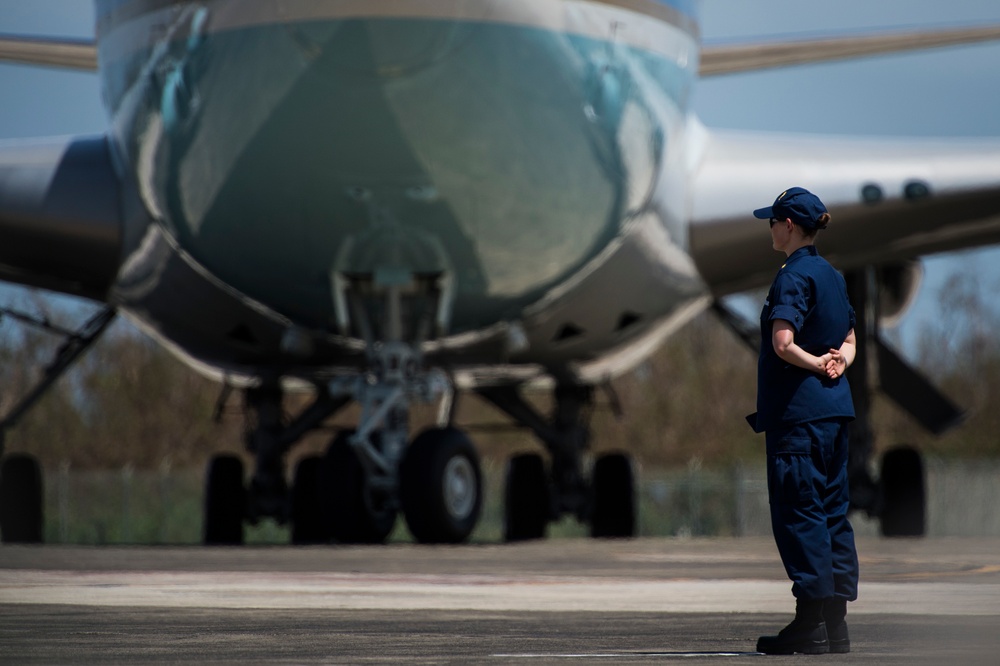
[
  {"xmin": 874, "ymin": 269, "xmax": 1000, "ymax": 458},
  {"xmin": 0, "ymin": 261, "xmax": 997, "ymax": 471},
  {"xmin": 1, "ymin": 298, "xmax": 244, "ymax": 469}
]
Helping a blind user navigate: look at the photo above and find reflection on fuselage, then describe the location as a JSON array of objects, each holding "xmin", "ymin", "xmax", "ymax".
[{"xmin": 100, "ymin": 0, "xmax": 707, "ymax": 377}]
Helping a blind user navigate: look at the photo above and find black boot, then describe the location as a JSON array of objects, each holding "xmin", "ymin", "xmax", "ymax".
[
  {"xmin": 823, "ymin": 597, "xmax": 850, "ymax": 653},
  {"xmin": 756, "ymin": 598, "xmax": 829, "ymax": 655}
]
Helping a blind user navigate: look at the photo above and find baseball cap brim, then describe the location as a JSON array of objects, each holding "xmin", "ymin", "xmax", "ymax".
[{"xmin": 753, "ymin": 206, "xmax": 773, "ymax": 219}]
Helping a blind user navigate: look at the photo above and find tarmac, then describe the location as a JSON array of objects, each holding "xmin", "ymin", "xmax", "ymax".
[{"xmin": 1, "ymin": 536, "xmax": 999, "ymax": 664}]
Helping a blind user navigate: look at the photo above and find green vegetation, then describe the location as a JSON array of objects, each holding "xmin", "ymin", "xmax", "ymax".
[{"xmin": 40, "ymin": 461, "xmax": 768, "ymax": 544}]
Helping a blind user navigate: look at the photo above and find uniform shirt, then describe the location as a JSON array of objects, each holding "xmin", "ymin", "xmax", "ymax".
[{"xmin": 751, "ymin": 245, "xmax": 856, "ymax": 433}]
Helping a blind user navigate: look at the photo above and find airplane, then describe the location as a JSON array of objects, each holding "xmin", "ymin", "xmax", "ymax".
[{"xmin": 2, "ymin": 0, "xmax": 1000, "ymax": 545}]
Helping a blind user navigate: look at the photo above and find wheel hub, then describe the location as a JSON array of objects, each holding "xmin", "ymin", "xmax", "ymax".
[{"xmin": 443, "ymin": 455, "xmax": 477, "ymax": 520}]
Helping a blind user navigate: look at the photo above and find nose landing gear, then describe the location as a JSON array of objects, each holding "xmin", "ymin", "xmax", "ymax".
[
  {"xmin": 400, "ymin": 426, "xmax": 482, "ymax": 543},
  {"xmin": 204, "ymin": 270, "xmax": 485, "ymax": 545}
]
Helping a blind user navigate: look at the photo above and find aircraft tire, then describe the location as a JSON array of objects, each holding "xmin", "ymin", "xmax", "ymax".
[
  {"xmin": 0, "ymin": 454, "xmax": 44, "ymax": 543},
  {"xmin": 590, "ymin": 452, "xmax": 636, "ymax": 538},
  {"xmin": 291, "ymin": 455, "xmax": 328, "ymax": 544},
  {"xmin": 879, "ymin": 445, "xmax": 926, "ymax": 537},
  {"xmin": 320, "ymin": 431, "xmax": 396, "ymax": 544},
  {"xmin": 400, "ymin": 427, "xmax": 482, "ymax": 544},
  {"xmin": 503, "ymin": 453, "xmax": 549, "ymax": 542},
  {"xmin": 203, "ymin": 454, "xmax": 246, "ymax": 545}
]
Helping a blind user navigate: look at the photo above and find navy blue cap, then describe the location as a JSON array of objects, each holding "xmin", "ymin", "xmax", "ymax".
[{"xmin": 753, "ymin": 187, "xmax": 829, "ymax": 230}]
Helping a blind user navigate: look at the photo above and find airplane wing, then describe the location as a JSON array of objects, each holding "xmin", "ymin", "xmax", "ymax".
[
  {"xmin": 699, "ymin": 25, "xmax": 1000, "ymax": 77},
  {"xmin": 687, "ymin": 123, "xmax": 1000, "ymax": 296},
  {"xmin": 0, "ymin": 34, "xmax": 97, "ymax": 71},
  {"xmin": 6, "ymin": 24, "xmax": 1000, "ymax": 76}
]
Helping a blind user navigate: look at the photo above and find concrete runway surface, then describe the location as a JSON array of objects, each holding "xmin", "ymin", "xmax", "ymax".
[{"xmin": 1, "ymin": 537, "xmax": 999, "ymax": 664}]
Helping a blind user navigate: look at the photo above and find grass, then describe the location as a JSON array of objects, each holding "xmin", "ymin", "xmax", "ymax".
[
  {"xmin": 34, "ymin": 456, "xmax": 1000, "ymax": 544},
  {"xmin": 38, "ymin": 459, "xmax": 772, "ymax": 545}
]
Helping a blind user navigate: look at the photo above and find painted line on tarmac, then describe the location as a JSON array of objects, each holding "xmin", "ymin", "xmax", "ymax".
[
  {"xmin": 493, "ymin": 652, "xmax": 757, "ymax": 659},
  {"xmin": 2, "ymin": 570, "xmax": 999, "ymax": 615}
]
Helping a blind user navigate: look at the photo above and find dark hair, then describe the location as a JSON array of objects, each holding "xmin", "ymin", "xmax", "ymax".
[{"xmin": 800, "ymin": 212, "xmax": 830, "ymax": 238}]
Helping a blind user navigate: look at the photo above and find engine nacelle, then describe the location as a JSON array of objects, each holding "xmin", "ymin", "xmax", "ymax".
[
  {"xmin": 876, "ymin": 260, "xmax": 923, "ymax": 327},
  {"xmin": 0, "ymin": 135, "xmax": 123, "ymax": 301}
]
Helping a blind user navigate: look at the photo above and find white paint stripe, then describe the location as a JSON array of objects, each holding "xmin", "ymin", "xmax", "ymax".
[
  {"xmin": 493, "ymin": 653, "xmax": 752, "ymax": 659},
  {"xmin": 2, "ymin": 570, "xmax": 999, "ymax": 615}
]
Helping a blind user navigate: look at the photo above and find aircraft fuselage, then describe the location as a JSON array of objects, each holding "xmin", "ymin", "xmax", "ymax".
[{"xmin": 96, "ymin": 0, "xmax": 708, "ymax": 384}]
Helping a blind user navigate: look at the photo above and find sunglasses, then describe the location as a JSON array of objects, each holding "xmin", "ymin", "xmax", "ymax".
[{"xmin": 769, "ymin": 217, "xmax": 785, "ymax": 228}]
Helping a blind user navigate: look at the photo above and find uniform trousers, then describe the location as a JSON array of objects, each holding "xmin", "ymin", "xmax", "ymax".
[{"xmin": 765, "ymin": 418, "xmax": 859, "ymax": 601}]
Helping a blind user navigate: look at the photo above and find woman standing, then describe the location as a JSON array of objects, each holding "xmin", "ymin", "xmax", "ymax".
[{"xmin": 748, "ymin": 187, "xmax": 859, "ymax": 655}]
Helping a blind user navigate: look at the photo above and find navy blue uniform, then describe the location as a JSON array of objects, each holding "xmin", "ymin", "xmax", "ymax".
[{"xmin": 753, "ymin": 245, "xmax": 859, "ymax": 603}]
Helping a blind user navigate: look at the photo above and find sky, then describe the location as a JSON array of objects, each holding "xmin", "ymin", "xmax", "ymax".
[{"xmin": 1, "ymin": 0, "xmax": 1000, "ymax": 357}]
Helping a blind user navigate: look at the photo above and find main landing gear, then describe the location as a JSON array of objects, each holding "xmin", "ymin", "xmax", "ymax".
[{"xmin": 478, "ymin": 383, "xmax": 637, "ymax": 541}]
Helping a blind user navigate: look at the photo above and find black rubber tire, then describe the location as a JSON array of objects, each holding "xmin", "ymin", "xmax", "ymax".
[
  {"xmin": 320, "ymin": 431, "xmax": 396, "ymax": 544},
  {"xmin": 291, "ymin": 455, "xmax": 328, "ymax": 544},
  {"xmin": 0, "ymin": 454, "xmax": 44, "ymax": 543},
  {"xmin": 401, "ymin": 428, "xmax": 482, "ymax": 544},
  {"xmin": 203, "ymin": 455, "xmax": 246, "ymax": 545},
  {"xmin": 590, "ymin": 452, "xmax": 637, "ymax": 538},
  {"xmin": 503, "ymin": 453, "xmax": 550, "ymax": 542},
  {"xmin": 880, "ymin": 445, "xmax": 926, "ymax": 537}
]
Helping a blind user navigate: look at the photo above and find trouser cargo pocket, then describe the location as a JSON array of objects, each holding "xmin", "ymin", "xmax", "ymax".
[{"xmin": 766, "ymin": 435, "xmax": 813, "ymax": 504}]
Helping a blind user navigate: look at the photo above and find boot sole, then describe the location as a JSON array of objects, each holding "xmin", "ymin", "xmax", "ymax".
[{"xmin": 756, "ymin": 640, "xmax": 830, "ymax": 655}]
